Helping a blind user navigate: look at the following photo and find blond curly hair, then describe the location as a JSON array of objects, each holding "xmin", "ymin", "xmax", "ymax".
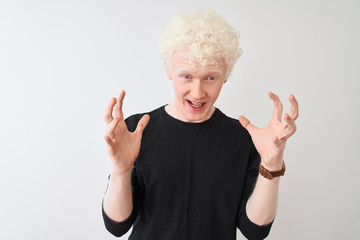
[{"xmin": 158, "ymin": 9, "xmax": 242, "ymax": 77}]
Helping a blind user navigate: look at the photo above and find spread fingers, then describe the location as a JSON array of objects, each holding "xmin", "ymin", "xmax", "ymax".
[
  {"xmin": 106, "ymin": 117, "xmax": 120, "ymax": 140},
  {"xmin": 280, "ymin": 113, "xmax": 297, "ymax": 140},
  {"xmin": 103, "ymin": 97, "xmax": 116, "ymax": 125},
  {"xmin": 289, "ymin": 94, "xmax": 299, "ymax": 121},
  {"xmin": 269, "ymin": 92, "xmax": 283, "ymax": 122},
  {"xmin": 114, "ymin": 91, "xmax": 125, "ymax": 121}
]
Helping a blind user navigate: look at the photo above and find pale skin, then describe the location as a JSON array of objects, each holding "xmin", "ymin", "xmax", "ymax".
[
  {"xmin": 240, "ymin": 92, "xmax": 299, "ymax": 225},
  {"xmin": 103, "ymin": 54, "xmax": 299, "ymax": 226},
  {"xmin": 103, "ymin": 91, "xmax": 150, "ymax": 221}
]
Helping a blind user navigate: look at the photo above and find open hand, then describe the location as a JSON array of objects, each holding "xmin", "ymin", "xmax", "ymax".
[
  {"xmin": 103, "ymin": 91, "xmax": 150, "ymax": 174},
  {"xmin": 238, "ymin": 92, "xmax": 299, "ymax": 171}
]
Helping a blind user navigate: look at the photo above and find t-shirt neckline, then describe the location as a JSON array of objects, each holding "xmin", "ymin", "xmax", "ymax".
[{"xmin": 160, "ymin": 105, "xmax": 221, "ymax": 127}]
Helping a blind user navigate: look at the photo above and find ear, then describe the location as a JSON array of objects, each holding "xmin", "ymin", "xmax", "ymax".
[
  {"xmin": 164, "ymin": 59, "xmax": 172, "ymax": 80},
  {"xmin": 223, "ymin": 78, "xmax": 228, "ymax": 84}
]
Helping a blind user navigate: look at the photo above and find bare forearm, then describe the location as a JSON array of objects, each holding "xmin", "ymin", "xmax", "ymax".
[
  {"xmin": 246, "ymin": 174, "xmax": 280, "ymax": 226},
  {"xmin": 103, "ymin": 169, "xmax": 133, "ymax": 222}
]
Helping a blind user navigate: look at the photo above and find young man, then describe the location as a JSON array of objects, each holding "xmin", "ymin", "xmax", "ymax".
[{"xmin": 102, "ymin": 10, "xmax": 298, "ymax": 239}]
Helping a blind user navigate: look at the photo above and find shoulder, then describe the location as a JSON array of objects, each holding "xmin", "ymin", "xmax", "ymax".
[
  {"xmin": 214, "ymin": 109, "xmax": 255, "ymax": 152},
  {"xmin": 217, "ymin": 109, "xmax": 250, "ymax": 137},
  {"xmin": 125, "ymin": 105, "xmax": 165, "ymax": 132},
  {"xmin": 216, "ymin": 109, "xmax": 258, "ymax": 160}
]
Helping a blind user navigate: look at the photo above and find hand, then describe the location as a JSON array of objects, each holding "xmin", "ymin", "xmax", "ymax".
[
  {"xmin": 238, "ymin": 92, "xmax": 299, "ymax": 171},
  {"xmin": 103, "ymin": 91, "xmax": 150, "ymax": 174}
]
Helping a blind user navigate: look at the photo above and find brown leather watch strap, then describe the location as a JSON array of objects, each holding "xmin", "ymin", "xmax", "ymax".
[{"xmin": 259, "ymin": 161, "xmax": 286, "ymax": 180}]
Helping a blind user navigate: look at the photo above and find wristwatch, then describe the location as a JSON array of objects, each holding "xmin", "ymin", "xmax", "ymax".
[{"xmin": 259, "ymin": 161, "xmax": 286, "ymax": 180}]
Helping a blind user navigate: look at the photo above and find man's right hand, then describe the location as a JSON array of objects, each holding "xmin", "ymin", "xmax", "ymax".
[{"xmin": 103, "ymin": 90, "xmax": 150, "ymax": 175}]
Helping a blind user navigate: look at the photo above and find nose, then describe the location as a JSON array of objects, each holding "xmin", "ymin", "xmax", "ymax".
[{"xmin": 190, "ymin": 80, "xmax": 206, "ymax": 100}]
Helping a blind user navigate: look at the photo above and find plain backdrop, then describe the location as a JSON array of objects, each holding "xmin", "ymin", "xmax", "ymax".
[{"xmin": 1, "ymin": 0, "xmax": 359, "ymax": 239}]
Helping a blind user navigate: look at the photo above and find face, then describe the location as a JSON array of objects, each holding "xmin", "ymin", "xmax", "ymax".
[{"xmin": 165, "ymin": 52, "xmax": 228, "ymax": 123}]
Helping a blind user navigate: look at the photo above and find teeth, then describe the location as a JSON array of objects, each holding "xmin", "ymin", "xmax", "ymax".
[{"xmin": 189, "ymin": 101, "xmax": 204, "ymax": 108}]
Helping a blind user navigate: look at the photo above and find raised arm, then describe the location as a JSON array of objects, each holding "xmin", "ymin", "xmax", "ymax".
[
  {"xmin": 103, "ymin": 90, "xmax": 149, "ymax": 222},
  {"xmin": 238, "ymin": 92, "xmax": 299, "ymax": 225}
]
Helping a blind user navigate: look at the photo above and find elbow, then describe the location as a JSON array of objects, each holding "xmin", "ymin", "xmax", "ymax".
[{"xmin": 102, "ymin": 204, "xmax": 133, "ymax": 237}]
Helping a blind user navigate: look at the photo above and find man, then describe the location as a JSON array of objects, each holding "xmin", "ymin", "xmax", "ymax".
[{"xmin": 102, "ymin": 10, "xmax": 298, "ymax": 240}]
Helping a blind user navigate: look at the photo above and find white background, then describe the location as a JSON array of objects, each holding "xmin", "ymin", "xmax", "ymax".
[{"xmin": 1, "ymin": 0, "xmax": 359, "ymax": 239}]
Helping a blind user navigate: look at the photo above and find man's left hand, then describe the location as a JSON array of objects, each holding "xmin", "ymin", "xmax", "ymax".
[{"xmin": 238, "ymin": 92, "xmax": 299, "ymax": 171}]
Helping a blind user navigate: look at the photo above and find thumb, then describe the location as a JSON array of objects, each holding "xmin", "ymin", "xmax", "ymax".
[
  {"xmin": 135, "ymin": 114, "xmax": 150, "ymax": 136},
  {"xmin": 238, "ymin": 116, "xmax": 256, "ymax": 133}
]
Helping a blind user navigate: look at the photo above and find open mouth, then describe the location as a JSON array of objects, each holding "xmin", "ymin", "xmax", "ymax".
[{"xmin": 187, "ymin": 100, "xmax": 205, "ymax": 109}]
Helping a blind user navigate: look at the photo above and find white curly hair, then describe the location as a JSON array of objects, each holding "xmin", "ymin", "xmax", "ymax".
[{"xmin": 158, "ymin": 9, "xmax": 242, "ymax": 77}]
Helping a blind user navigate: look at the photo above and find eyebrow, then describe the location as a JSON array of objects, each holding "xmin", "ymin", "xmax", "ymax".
[
  {"xmin": 175, "ymin": 68, "xmax": 192, "ymax": 75},
  {"xmin": 206, "ymin": 70, "xmax": 223, "ymax": 75},
  {"xmin": 175, "ymin": 68, "xmax": 223, "ymax": 76}
]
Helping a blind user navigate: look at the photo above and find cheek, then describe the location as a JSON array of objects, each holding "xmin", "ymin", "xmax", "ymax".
[
  {"xmin": 208, "ymin": 83, "xmax": 224, "ymax": 97},
  {"xmin": 173, "ymin": 80, "xmax": 188, "ymax": 96}
]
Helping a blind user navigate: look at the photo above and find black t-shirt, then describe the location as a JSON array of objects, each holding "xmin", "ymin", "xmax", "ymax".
[{"xmin": 102, "ymin": 106, "xmax": 273, "ymax": 240}]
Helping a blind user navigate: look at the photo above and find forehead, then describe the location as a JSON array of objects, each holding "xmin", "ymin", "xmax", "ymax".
[{"xmin": 170, "ymin": 51, "xmax": 226, "ymax": 74}]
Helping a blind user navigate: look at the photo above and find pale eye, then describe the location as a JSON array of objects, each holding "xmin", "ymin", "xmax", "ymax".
[
  {"xmin": 183, "ymin": 74, "xmax": 191, "ymax": 80},
  {"xmin": 207, "ymin": 76, "xmax": 216, "ymax": 81}
]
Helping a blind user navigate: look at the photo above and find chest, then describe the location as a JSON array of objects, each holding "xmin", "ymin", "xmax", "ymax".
[{"xmin": 136, "ymin": 125, "xmax": 250, "ymax": 199}]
